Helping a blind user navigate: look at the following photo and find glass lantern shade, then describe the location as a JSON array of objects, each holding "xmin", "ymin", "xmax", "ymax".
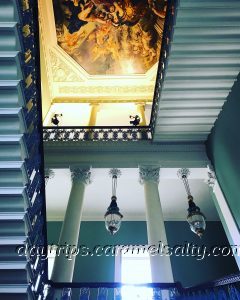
[
  {"xmin": 187, "ymin": 201, "xmax": 206, "ymax": 238},
  {"xmin": 104, "ymin": 196, "xmax": 123, "ymax": 235}
]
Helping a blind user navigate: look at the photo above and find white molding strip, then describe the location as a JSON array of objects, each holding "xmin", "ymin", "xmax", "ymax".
[{"xmin": 211, "ymin": 180, "xmax": 240, "ymax": 270}]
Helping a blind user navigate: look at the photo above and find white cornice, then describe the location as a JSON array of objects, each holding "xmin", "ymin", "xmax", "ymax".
[{"xmin": 44, "ymin": 141, "xmax": 209, "ymax": 168}]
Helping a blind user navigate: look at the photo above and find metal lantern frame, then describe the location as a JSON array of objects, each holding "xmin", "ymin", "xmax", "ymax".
[
  {"xmin": 177, "ymin": 168, "xmax": 206, "ymax": 238},
  {"xmin": 104, "ymin": 169, "xmax": 123, "ymax": 235}
]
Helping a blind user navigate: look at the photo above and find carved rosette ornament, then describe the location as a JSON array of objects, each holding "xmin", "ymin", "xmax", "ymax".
[
  {"xmin": 177, "ymin": 168, "xmax": 190, "ymax": 179},
  {"xmin": 206, "ymin": 165, "xmax": 216, "ymax": 188},
  {"xmin": 109, "ymin": 168, "xmax": 121, "ymax": 178},
  {"xmin": 71, "ymin": 167, "xmax": 91, "ymax": 185},
  {"xmin": 139, "ymin": 166, "xmax": 160, "ymax": 184}
]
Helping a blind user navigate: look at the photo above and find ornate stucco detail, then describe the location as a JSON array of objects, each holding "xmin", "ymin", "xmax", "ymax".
[
  {"xmin": 206, "ymin": 165, "xmax": 216, "ymax": 188},
  {"xmin": 71, "ymin": 167, "xmax": 91, "ymax": 185},
  {"xmin": 52, "ymin": 98, "xmax": 150, "ymax": 103},
  {"xmin": 139, "ymin": 166, "xmax": 160, "ymax": 184},
  {"xmin": 58, "ymin": 85, "xmax": 154, "ymax": 95},
  {"xmin": 49, "ymin": 50, "xmax": 83, "ymax": 82}
]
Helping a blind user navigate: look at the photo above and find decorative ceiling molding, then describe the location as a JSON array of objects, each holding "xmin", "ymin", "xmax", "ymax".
[
  {"xmin": 52, "ymin": 98, "xmax": 151, "ymax": 104},
  {"xmin": 57, "ymin": 85, "xmax": 154, "ymax": 98},
  {"xmin": 38, "ymin": 0, "xmax": 54, "ymax": 100},
  {"xmin": 49, "ymin": 49, "xmax": 84, "ymax": 82}
]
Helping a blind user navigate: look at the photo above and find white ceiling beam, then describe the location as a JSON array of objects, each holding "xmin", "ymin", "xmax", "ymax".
[{"xmin": 44, "ymin": 141, "xmax": 209, "ymax": 168}]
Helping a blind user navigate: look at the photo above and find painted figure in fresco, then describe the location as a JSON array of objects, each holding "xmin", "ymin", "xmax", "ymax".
[
  {"xmin": 53, "ymin": 0, "xmax": 166, "ymax": 75},
  {"xmin": 58, "ymin": 0, "xmax": 166, "ymax": 31},
  {"xmin": 83, "ymin": 0, "xmax": 166, "ymax": 27}
]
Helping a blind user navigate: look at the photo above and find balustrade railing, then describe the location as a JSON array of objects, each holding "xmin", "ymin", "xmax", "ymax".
[
  {"xmin": 14, "ymin": 0, "xmax": 48, "ymax": 299},
  {"xmin": 45, "ymin": 273, "xmax": 240, "ymax": 300},
  {"xmin": 46, "ymin": 282, "xmax": 181, "ymax": 300},
  {"xmin": 149, "ymin": 0, "xmax": 177, "ymax": 134},
  {"xmin": 43, "ymin": 126, "xmax": 152, "ymax": 142},
  {"xmin": 182, "ymin": 272, "xmax": 240, "ymax": 300}
]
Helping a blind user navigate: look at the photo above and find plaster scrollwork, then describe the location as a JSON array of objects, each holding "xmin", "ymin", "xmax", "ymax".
[
  {"xmin": 71, "ymin": 167, "xmax": 92, "ymax": 185},
  {"xmin": 206, "ymin": 165, "xmax": 216, "ymax": 188},
  {"xmin": 49, "ymin": 50, "xmax": 83, "ymax": 82},
  {"xmin": 139, "ymin": 166, "xmax": 160, "ymax": 184}
]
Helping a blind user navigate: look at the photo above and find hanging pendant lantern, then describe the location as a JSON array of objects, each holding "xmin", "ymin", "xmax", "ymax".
[
  {"xmin": 104, "ymin": 169, "xmax": 123, "ymax": 235},
  {"xmin": 177, "ymin": 169, "xmax": 206, "ymax": 238}
]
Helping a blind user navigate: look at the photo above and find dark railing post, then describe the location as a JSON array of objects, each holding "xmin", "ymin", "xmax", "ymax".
[
  {"xmin": 61, "ymin": 287, "xmax": 72, "ymax": 300},
  {"xmin": 79, "ymin": 287, "xmax": 90, "ymax": 300},
  {"xmin": 97, "ymin": 287, "xmax": 108, "ymax": 300}
]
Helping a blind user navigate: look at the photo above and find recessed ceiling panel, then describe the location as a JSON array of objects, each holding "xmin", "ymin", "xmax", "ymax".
[{"xmin": 52, "ymin": 0, "xmax": 166, "ymax": 75}]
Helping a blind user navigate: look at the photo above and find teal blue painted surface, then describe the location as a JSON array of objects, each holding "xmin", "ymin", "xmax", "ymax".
[
  {"xmin": 165, "ymin": 221, "xmax": 238, "ymax": 287},
  {"xmin": 47, "ymin": 221, "xmax": 237, "ymax": 287},
  {"xmin": 207, "ymin": 73, "xmax": 240, "ymax": 229}
]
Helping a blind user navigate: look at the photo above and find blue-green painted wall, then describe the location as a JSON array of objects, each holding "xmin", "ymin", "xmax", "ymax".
[
  {"xmin": 207, "ymin": 73, "xmax": 240, "ymax": 229},
  {"xmin": 47, "ymin": 221, "xmax": 237, "ymax": 287}
]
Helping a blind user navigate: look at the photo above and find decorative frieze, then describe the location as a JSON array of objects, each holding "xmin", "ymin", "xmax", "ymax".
[{"xmin": 58, "ymin": 85, "xmax": 154, "ymax": 95}]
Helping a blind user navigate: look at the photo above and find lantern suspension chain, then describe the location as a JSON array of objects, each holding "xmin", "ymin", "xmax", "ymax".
[
  {"xmin": 182, "ymin": 175, "xmax": 192, "ymax": 198},
  {"xmin": 177, "ymin": 168, "xmax": 192, "ymax": 199},
  {"xmin": 112, "ymin": 175, "xmax": 117, "ymax": 197}
]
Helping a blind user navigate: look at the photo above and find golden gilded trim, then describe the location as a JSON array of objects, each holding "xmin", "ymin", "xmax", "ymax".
[{"xmin": 58, "ymin": 85, "xmax": 154, "ymax": 94}]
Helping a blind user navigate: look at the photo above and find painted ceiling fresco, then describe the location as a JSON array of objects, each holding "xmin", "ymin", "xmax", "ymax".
[{"xmin": 53, "ymin": 0, "xmax": 166, "ymax": 75}]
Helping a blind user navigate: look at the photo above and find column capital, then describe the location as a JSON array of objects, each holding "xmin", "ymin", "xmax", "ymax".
[
  {"xmin": 90, "ymin": 103, "xmax": 100, "ymax": 108},
  {"xmin": 44, "ymin": 168, "xmax": 55, "ymax": 185},
  {"xmin": 70, "ymin": 167, "xmax": 91, "ymax": 185},
  {"xmin": 139, "ymin": 166, "xmax": 160, "ymax": 184},
  {"xmin": 206, "ymin": 165, "xmax": 216, "ymax": 188},
  {"xmin": 45, "ymin": 168, "xmax": 55, "ymax": 179},
  {"xmin": 136, "ymin": 102, "xmax": 145, "ymax": 107}
]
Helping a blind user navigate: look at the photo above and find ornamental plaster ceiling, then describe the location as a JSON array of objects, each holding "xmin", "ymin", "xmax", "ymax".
[
  {"xmin": 45, "ymin": 168, "xmax": 220, "ymax": 222},
  {"xmin": 38, "ymin": 0, "xmax": 166, "ymax": 110}
]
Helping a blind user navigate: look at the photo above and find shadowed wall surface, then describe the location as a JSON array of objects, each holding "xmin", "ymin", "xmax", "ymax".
[
  {"xmin": 207, "ymin": 73, "xmax": 240, "ymax": 229},
  {"xmin": 48, "ymin": 221, "xmax": 238, "ymax": 287}
]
